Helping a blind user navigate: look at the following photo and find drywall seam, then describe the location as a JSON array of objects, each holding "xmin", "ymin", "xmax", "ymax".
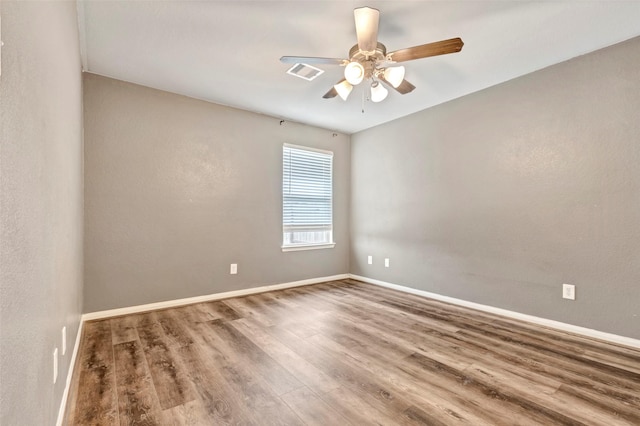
[
  {"xmin": 82, "ymin": 274, "xmax": 349, "ymax": 321},
  {"xmin": 349, "ymin": 274, "xmax": 640, "ymax": 350}
]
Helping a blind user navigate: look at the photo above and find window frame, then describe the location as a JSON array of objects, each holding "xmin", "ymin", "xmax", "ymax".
[{"xmin": 281, "ymin": 143, "xmax": 335, "ymax": 252}]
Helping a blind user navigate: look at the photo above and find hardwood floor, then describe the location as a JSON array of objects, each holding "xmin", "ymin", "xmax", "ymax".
[{"xmin": 65, "ymin": 279, "xmax": 640, "ymax": 425}]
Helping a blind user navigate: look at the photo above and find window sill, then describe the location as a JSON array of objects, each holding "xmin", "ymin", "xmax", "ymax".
[{"xmin": 282, "ymin": 243, "xmax": 336, "ymax": 252}]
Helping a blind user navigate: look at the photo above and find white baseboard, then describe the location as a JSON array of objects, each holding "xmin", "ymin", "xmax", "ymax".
[
  {"xmin": 59, "ymin": 274, "xmax": 344, "ymax": 423},
  {"xmin": 66, "ymin": 270, "xmax": 638, "ymax": 426},
  {"xmin": 56, "ymin": 319, "xmax": 84, "ymax": 426},
  {"xmin": 82, "ymin": 274, "xmax": 350, "ymax": 321},
  {"xmin": 349, "ymin": 274, "xmax": 640, "ymax": 350}
]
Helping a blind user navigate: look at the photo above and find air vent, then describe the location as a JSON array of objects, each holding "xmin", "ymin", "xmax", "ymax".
[{"xmin": 286, "ymin": 63, "xmax": 324, "ymax": 81}]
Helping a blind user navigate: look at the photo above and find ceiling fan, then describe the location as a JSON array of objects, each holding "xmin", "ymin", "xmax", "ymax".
[{"xmin": 280, "ymin": 7, "xmax": 464, "ymax": 103}]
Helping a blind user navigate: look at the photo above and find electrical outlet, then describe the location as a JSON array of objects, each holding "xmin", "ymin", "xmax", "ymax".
[
  {"xmin": 62, "ymin": 326, "xmax": 67, "ymax": 355},
  {"xmin": 384, "ymin": 258, "xmax": 390, "ymax": 268},
  {"xmin": 230, "ymin": 263, "xmax": 238, "ymax": 274},
  {"xmin": 562, "ymin": 284, "xmax": 576, "ymax": 300},
  {"xmin": 53, "ymin": 348, "xmax": 58, "ymax": 384},
  {"xmin": 367, "ymin": 255, "xmax": 373, "ymax": 265}
]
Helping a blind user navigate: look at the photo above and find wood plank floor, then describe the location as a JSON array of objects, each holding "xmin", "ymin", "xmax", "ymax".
[{"xmin": 65, "ymin": 279, "xmax": 640, "ymax": 425}]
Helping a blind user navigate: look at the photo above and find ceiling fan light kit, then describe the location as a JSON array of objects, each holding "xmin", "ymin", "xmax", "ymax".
[
  {"xmin": 334, "ymin": 80, "xmax": 353, "ymax": 101},
  {"xmin": 344, "ymin": 61, "xmax": 365, "ymax": 85},
  {"xmin": 280, "ymin": 6, "xmax": 464, "ymax": 105},
  {"xmin": 383, "ymin": 66, "xmax": 405, "ymax": 88},
  {"xmin": 370, "ymin": 81, "xmax": 388, "ymax": 103}
]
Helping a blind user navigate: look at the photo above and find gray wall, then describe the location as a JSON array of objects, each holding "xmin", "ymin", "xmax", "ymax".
[
  {"xmin": 83, "ymin": 74, "xmax": 350, "ymax": 312},
  {"xmin": 351, "ymin": 37, "xmax": 640, "ymax": 339},
  {"xmin": 0, "ymin": 2, "xmax": 84, "ymax": 425}
]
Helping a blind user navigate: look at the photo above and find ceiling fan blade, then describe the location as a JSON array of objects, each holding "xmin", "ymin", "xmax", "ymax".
[
  {"xmin": 322, "ymin": 79, "xmax": 346, "ymax": 99},
  {"xmin": 394, "ymin": 79, "xmax": 416, "ymax": 94},
  {"xmin": 354, "ymin": 7, "xmax": 379, "ymax": 53},
  {"xmin": 388, "ymin": 37, "xmax": 464, "ymax": 63},
  {"xmin": 380, "ymin": 77, "xmax": 416, "ymax": 95},
  {"xmin": 323, "ymin": 87, "xmax": 338, "ymax": 99},
  {"xmin": 280, "ymin": 56, "xmax": 347, "ymax": 65}
]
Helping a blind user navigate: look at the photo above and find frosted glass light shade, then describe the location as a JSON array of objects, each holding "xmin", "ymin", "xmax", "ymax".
[
  {"xmin": 344, "ymin": 62, "xmax": 365, "ymax": 85},
  {"xmin": 370, "ymin": 81, "xmax": 388, "ymax": 102},
  {"xmin": 383, "ymin": 66, "xmax": 405, "ymax": 88},
  {"xmin": 334, "ymin": 80, "xmax": 353, "ymax": 101}
]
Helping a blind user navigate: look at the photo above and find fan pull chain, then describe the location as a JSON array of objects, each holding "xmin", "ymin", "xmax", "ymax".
[{"xmin": 362, "ymin": 88, "xmax": 365, "ymax": 114}]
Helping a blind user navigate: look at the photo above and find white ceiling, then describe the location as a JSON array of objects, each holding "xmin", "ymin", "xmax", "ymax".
[{"xmin": 78, "ymin": 1, "xmax": 640, "ymax": 134}]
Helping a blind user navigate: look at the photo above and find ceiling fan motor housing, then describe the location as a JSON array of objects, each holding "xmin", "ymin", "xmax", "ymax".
[{"xmin": 348, "ymin": 42, "xmax": 388, "ymax": 79}]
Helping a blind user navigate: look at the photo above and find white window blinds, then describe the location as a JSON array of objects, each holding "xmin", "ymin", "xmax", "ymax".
[{"xmin": 283, "ymin": 144, "xmax": 334, "ymax": 249}]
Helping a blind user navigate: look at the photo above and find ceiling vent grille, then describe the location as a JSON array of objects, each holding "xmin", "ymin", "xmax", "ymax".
[{"xmin": 286, "ymin": 63, "xmax": 324, "ymax": 81}]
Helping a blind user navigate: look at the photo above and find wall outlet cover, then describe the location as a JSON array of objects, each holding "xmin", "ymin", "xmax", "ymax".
[
  {"xmin": 367, "ymin": 256, "xmax": 373, "ymax": 265},
  {"xmin": 562, "ymin": 283, "xmax": 576, "ymax": 300},
  {"xmin": 53, "ymin": 348, "xmax": 58, "ymax": 384},
  {"xmin": 62, "ymin": 326, "xmax": 67, "ymax": 355},
  {"xmin": 230, "ymin": 263, "xmax": 238, "ymax": 274},
  {"xmin": 384, "ymin": 258, "xmax": 390, "ymax": 268}
]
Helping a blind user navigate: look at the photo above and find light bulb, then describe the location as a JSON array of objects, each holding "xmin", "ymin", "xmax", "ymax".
[
  {"xmin": 334, "ymin": 80, "xmax": 353, "ymax": 101},
  {"xmin": 344, "ymin": 62, "xmax": 365, "ymax": 85},
  {"xmin": 370, "ymin": 81, "xmax": 388, "ymax": 103},
  {"xmin": 383, "ymin": 66, "xmax": 405, "ymax": 88}
]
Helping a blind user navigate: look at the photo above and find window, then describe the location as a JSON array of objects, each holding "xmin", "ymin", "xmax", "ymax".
[{"xmin": 282, "ymin": 144, "xmax": 334, "ymax": 251}]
